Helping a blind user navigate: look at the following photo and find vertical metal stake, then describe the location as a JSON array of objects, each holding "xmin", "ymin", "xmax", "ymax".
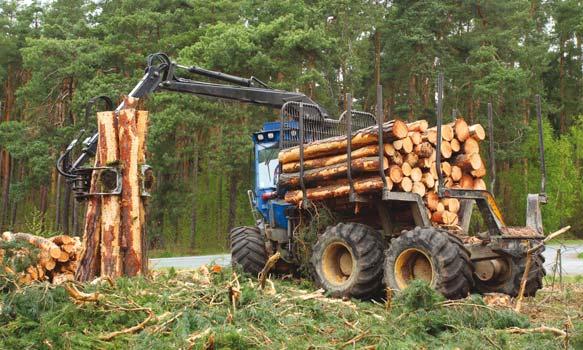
[
  {"xmin": 377, "ymin": 85, "xmax": 388, "ymax": 196},
  {"xmin": 435, "ymin": 73, "xmax": 445, "ymax": 196},
  {"xmin": 299, "ymin": 103, "xmax": 307, "ymax": 207},
  {"xmin": 488, "ymin": 102, "xmax": 495, "ymax": 193},
  {"xmin": 346, "ymin": 94, "xmax": 355, "ymax": 201},
  {"xmin": 535, "ymin": 95, "xmax": 547, "ymax": 199}
]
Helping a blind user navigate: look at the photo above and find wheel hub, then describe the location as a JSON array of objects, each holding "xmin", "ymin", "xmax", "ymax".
[
  {"xmin": 394, "ymin": 248, "xmax": 435, "ymax": 289},
  {"xmin": 322, "ymin": 242, "xmax": 354, "ymax": 285}
]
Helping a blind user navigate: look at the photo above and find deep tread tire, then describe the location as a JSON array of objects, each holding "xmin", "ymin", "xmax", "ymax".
[
  {"xmin": 384, "ymin": 227, "xmax": 473, "ymax": 300},
  {"xmin": 230, "ymin": 226, "xmax": 267, "ymax": 276},
  {"xmin": 311, "ymin": 223, "xmax": 385, "ymax": 299},
  {"xmin": 474, "ymin": 252, "xmax": 546, "ymax": 297}
]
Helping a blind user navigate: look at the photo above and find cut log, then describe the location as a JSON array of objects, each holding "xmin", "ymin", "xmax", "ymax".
[
  {"xmin": 97, "ymin": 111, "xmax": 122, "ymax": 278},
  {"xmin": 405, "ymin": 152, "xmax": 418, "ymax": 167},
  {"xmin": 283, "ymin": 176, "xmax": 388, "ymax": 204},
  {"xmin": 50, "ymin": 235, "xmax": 74, "ymax": 246},
  {"xmin": 119, "ymin": 99, "xmax": 143, "ymax": 277},
  {"xmin": 440, "ymin": 140, "xmax": 452, "ymax": 158},
  {"xmin": 429, "ymin": 163, "xmax": 438, "ymax": 180},
  {"xmin": 412, "ymin": 181, "xmax": 426, "ymax": 197},
  {"xmin": 450, "ymin": 138, "xmax": 461, "ymax": 153},
  {"xmin": 451, "ymin": 118, "xmax": 470, "ymax": 142},
  {"xmin": 401, "ymin": 162, "xmax": 412, "ymax": 177},
  {"xmin": 282, "ymin": 145, "xmax": 380, "ymax": 173},
  {"xmin": 2, "ymin": 232, "xmax": 63, "ymax": 260},
  {"xmin": 401, "ymin": 137, "xmax": 413, "ymax": 153},
  {"xmin": 428, "ymin": 125, "xmax": 454, "ymax": 141},
  {"xmin": 471, "ymin": 164, "xmax": 486, "ymax": 178},
  {"xmin": 440, "ymin": 162, "xmax": 451, "ymax": 177},
  {"xmin": 444, "ymin": 176, "xmax": 454, "ymax": 188},
  {"xmin": 473, "ymin": 178, "xmax": 487, "ymax": 190},
  {"xmin": 451, "ymin": 165, "xmax": 462, "ymax": 181},
  {"xmin": 384, "ymin": 143, "xmax": 396, "ymax": 156},
  {"xmin": 408, "ymin": 131, "xmax": 422, "ymax": 145},
  {"xmin": 454, "ymin": 153, "xmax": 482, "ymax": 171},
  {"xmin": 422, "ymin": 172, "xmax": 435, "ymax": 188},
  {"xmin": 410, "ymin": 167, "xmax": 422, "ymax": 182},
  {"xmin": 388, "ymin": 165, "xmax": 404, "ymax": 184},
  {"xmin": 279, "ymin": 156, "xmax": 388, "ymax": 187},
  {"xmin": 407, "ymin": 120, "xmax": 428, "ymax": 132},
  {"xmin": 422, "ymin": 129, "xmax": 438, "ymax": 145},
  {"xmin": 436, "ymin": 202, "xmax": 445, "ymax": 212},
  {"xmin": 278, "ymin": 119, "xmax": 408, "ymax": 163},
  {"xmin": 469, "ymin": 124, "xmax": 486, "ymax": 140},
  {"xmin": 463, "ymin": 137, "xmax": 480, "ymax": 155},
  {"xmin": 57, "ymin": 251, "xmax": 70, "ymax": 263},
  {"xmin": 136, "ymin": 109, "xmax": 149, "ymax": 275},
  {"xmin": 391, "ymin": 152, "xmax": 403, "ymax": 166},
  {"xmin": 425, "ymin": 192, "xmax": 439, "ymax": 211},
  {"xmin": 414, "ymin": 142, "xmax": 434, "ymax": 158},
  {"xmin": 399, "ymin": 177, "xmax": 413, "ymax": 192},
  {"xmin": 460, "ymin": 174, "xmax": 474, "ymax": 189},
  {"xmin": 444, "ymin": 198, "xmax": 460, "ymax": 213},
  {"xmin": 432, "ymin": 211, "xmax": 458, "ymax": 225}
]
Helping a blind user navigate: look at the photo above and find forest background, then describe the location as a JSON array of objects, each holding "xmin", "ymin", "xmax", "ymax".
[{"xmin": 1, "ymin": 0, "xmax": 582, "ymax": 256}]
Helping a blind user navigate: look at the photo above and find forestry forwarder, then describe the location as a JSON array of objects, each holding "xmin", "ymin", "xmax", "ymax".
[{"xmin": 58, "ymin": 54, "xmax": 547, "ymax": 299}]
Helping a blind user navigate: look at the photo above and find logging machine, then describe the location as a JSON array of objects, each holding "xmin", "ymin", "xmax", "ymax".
[{"xmin": 58, "ymin": 54, "xmax": 548, "ymax": 299}]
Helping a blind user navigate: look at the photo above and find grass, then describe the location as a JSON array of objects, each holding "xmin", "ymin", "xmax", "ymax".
[
  {"xmin": 578, "ymin": 252, "xmax": 583, "ymax": 260},
  {"xmin": 148, "ymin": 245, "xmax": 227, "ymax": 258},
  {"xmin": 547, "ymin": 238, "xmax": 583, "ymax": 247},
  {"xmin": 0, "ymin": 267, "xmax": 581, "ymax": 350}
]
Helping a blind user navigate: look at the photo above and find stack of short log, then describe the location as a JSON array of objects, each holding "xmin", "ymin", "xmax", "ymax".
[
  {"xmin": 1, "ymin": 232, "xmax": 82, "ymax": 284},
  {"xmin": 279, "ymin": 117, "xmax": 487, "ymax": 226}
]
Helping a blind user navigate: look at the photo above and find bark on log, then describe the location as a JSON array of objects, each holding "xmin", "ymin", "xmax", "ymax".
[
  {"xmin": 119, "ymin": 101, "xmax": 143, "ymax": 276},
  {"xmin": 2, "ymin": 232, "xmax": 62, "ymax": 259},
  {"xmin": 282, "ymin": 145, "xmax": 379, "ymax": 173},
  {"xmin": 97, "ymin": 111, "xmax": 122, "ymax": 278},
  {"xmin": 76, "ymin": 152, "xmax": 102, "ymax": 282},
  {"xmin": 405, "ymin": 152, "xmax": 418, "ymax": 167},
  {"xmin": 469, "ymin": 124, "xmax": 486, "ymax": 140},
  {"xmin": 391, "ymin": 152, "xmax": 403, "ymax": 166},
  {"xmin": 283, "ymin": 176, "xmax": 389, "ymax": 204},
  {"xmin": 425, "ymin": 192, "xmax": 439, "ymax": 211},
  {"xmin": 136, "ymin": 110, "xmax": 149, "ymax": 275},
  {"xmin": 279, "ymin": 156, "xmax": 388, "ymax": 187},
  {"xmin": 460, "ymin": 174, "xmax": 474, "ymax": 189},
  {"xmin": 278, "ymin": 119, "xmax": 408, "ymax": 163},
  {"xmin": 414, "ymin": 142, "xmax": 434, "ymax": 158}
]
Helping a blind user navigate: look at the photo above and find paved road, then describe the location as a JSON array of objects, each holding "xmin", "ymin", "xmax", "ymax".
[{"xmin": 150, "ymin": 244, "xmax": 583, "ymax": 276}]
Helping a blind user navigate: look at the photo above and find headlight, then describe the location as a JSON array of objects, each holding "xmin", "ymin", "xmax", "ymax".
[
  {"xmin": 257, "ymin": 134, "xmax": 264, "ymax": 141},
  {"xmin": 267, "ymin": 132, "xmax": 274, "ymax": 139}
]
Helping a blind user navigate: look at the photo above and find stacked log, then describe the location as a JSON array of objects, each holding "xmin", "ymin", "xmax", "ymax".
[
  {"xmin": 279, "ymin": 117, "xmax": 486, "ymax": 227},
  {"xmin": 1, "ymin": 232, "xmax": 81, "ymax": 284}
]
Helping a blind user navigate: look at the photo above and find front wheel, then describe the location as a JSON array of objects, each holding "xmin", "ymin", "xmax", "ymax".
[
  {"xmin": 230, "ymin": 226, "xmax": 267, "ymax": 276},
  {"xmin": 384, "ymin": 227, "xmax": 473, "ymax": 299},
  {"xmin": 311, "ymin": 223, "xmax": 385, "ymax": 299}
]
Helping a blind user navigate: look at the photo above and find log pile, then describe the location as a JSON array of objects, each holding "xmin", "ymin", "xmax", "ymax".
[
  {"xmin": 1, "ymin": 231, "xmax": 81, "ymax": 284},
  {"xmin": 279, "ymin": 117, "xmax": 487, "ymax": 226}
]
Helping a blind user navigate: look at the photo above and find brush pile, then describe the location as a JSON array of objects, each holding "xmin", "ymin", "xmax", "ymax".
[
  {"xmin": 279, "ymin": 118, "xmax": 487, "ymax": 226},
  {"xmin": 1, "ymin": 231, "xmax": 81, "ymax": 284}
]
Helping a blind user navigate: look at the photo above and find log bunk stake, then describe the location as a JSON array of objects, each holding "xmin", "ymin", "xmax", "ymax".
[{"xmin": 77, "ymin": 97, "xmax": 149, "ymax": 281}]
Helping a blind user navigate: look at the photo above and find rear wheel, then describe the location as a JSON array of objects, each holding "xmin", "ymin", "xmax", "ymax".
[
  {"xmin": 473, "ymin": 253, "xmax": 545, "ymax": 297},
  {"xmin": 311, "ymin": 223, "xmax": 384, "ymax": 299},
  {"xmin": 384, "ymin": 227, "xmax": 473, "ymax": 299},
  {"xmin": 230, "ymin": 226, "xmax": 267, "ymax": 276}
]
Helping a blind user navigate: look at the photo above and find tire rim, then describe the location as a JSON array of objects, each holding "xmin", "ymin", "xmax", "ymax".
[
  {"xmin": 394, "ymin": 248, "xmax": 435, "ymax": 289},
  {"xmin": 322, "ymin": 242, "xmax": 355, "ymax": 286}
]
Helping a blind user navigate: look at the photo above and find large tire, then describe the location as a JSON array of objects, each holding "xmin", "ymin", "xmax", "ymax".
[
  {"xmin": 474, "ymin": 253, "xmax": 546, "ymax": 297},
  {"xmin": 310, "ymin": 223, "xmax": 385, "ymax": 299},
  {"xmin": 230, "ymin": 226, "xmax": 267, "ymax": 276},
  {"xmin": 384, "ymin": 227, "xmax": 473, "ymax": 300}
]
